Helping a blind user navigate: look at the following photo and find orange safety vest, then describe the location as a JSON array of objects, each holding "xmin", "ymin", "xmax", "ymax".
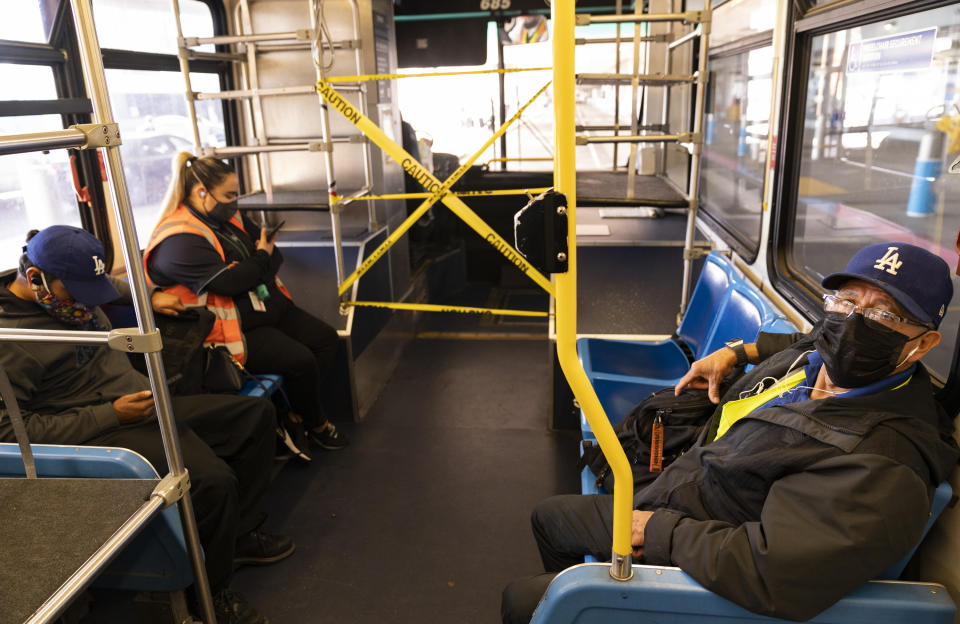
[{"xmin": 144, "ymin": 205, "xmax": 292, "ymax": 364}]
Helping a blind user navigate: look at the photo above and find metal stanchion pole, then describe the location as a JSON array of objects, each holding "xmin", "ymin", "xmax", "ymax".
[{"xmin": 69, "ymin": 1, "xmax": 217, "ymax": 621}]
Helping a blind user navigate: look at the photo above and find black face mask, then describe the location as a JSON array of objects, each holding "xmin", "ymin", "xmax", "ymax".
[
  {"xmin": 814, "ymin": 311, "xmax": 910, "ymax": 388},
  {"xmin": 205, "ymin": 199, "xmax": 238, "ymax": 223}
]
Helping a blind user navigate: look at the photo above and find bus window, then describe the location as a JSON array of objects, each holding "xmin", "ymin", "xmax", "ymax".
[
  {"xmin": 397, "ymin": 23, "xmax": 503, "ymax": 167},
  {"xmin": 702, "ymin": 46, "xmax": 772, "ymax": 255},
  {"xmin": 92, "ymin": 0, "xmax": 215, "ymax": 54},
  {"xmin": 397, "ymin": 19, "xmax": 640, "ymax": 172},
  {"xmin": 789, "ymin": 4, "xmax": 960, "ymax": 378},
  {"xmin": 92, "ymin": 0, "xmax": 225, "ymax": 244},
  {"xmin": 104, "ymin": 70, "xmax": 225, "ymax": 243},
  {"xmin": 0, "ymin": 64, "xmax": 83, "ymax": 269},
  {"xmin": 1, "ymin": 2, "xmax": 52, "ymax": 43}
]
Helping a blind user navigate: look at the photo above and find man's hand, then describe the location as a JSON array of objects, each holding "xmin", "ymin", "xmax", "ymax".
[
  {"xmin": 151, "ymin": 291, "xmax": 185, "ymax": 316},
  {"xmin": 674, "ymin": 346, "xmax": 738, "ymax": 403},
  {"xmin": 113, "ymin": 390, "xmax": 155, "ymax": 424},
  {"xmin": 256, "ymin": 228, "xmax": 275, "ymax": 255},
  {"xmin": 632, "ymin": 510, "xmax": 655, "ymax": 559}
]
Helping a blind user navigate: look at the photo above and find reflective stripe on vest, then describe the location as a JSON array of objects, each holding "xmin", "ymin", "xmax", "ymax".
[{"xmin": 144, "ymin": 205, "xmax": 248, "ymax": 363}]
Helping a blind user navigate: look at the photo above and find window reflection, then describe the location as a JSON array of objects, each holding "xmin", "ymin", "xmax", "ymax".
[
  {"xmin": 105, "ymin": 70, "xmax": 225, "ymax": 244},
  {"xmin": 792, "ymin": 5, "xmax": 960, "ymax": 378},
  {"xmin": 0, "ymin": 65, "xmax": 82, "ymax": 269},
  {"xmin": 701, "ymin": 46, "xmax": 772, "ymax": 251}
]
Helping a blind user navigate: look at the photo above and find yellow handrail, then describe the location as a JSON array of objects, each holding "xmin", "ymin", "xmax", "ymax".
[{"xmin": 552, "ymin": 0, "xmax": 634, "ymax": 580}]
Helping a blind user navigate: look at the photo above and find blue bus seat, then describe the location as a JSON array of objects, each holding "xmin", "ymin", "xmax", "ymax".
[
  {"xmin": 530, "ymin": 563, "xmax": 955, "ymax": 624},
  {"xmin": 239, "ymin": 373, "xmax": 284, "ymax": 398},
  {"xmin": 579, "ymin": 478, "xmax": 952, "ymax": 572},
  {"xmin": 0, "ymin": 443, "xmax": 194, "ymax": 592},
  {"xmin": 578, "ymin": 252, "xmax": 796, "ymax": 439}
]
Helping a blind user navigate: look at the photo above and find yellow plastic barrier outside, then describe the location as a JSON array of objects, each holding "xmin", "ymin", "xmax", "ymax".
[
  {"xmin": 342, "ymin": 301, "xmax": 548, "ymax": 318},
  {"xmin": 325, "ymin": 66, "xmax": 551, "ymax": 83},
  {"xmin": 551, "ymin": 1, "xmax": 634, "ymax": 579},
  {"xmin": 333, "ymin": 187, "xmax": 552, "ymax": 204},
  {"xmin": 316, "ymin": 78, "xmax": 555, "ymax": 297}
]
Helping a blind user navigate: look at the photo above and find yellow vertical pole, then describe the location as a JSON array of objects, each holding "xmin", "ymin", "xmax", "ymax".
[{"xmin": 552, "ymin": 1, "xmax": 634, "ymax": 580}]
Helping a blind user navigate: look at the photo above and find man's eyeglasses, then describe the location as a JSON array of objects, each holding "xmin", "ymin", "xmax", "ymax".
[{"xmin": 822, "ymin": 294, "xmax": 934, "ymax": 331}]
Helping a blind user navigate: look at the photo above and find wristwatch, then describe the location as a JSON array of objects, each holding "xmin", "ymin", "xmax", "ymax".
[{"xmin": 725, "ymin": 338, "xmax": 748, "ymax": 367}]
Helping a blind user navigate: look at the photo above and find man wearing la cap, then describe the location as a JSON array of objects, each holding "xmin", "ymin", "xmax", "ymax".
[
  {"xmin": 502, "ymin": 242, "xmax": 959, "ymax": 623},
  {"xmin": 0, "ymin": 226, "xmax": 289, "ymax": 624}
]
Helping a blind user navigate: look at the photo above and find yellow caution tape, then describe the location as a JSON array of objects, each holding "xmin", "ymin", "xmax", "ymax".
[
  {"xmin": 342, "ymin": 301, "xmax": 548, "ymax": 317},
  {"xmin": 325, "ymin": 66, "xmax": 552, "ymax": 83},
  {"xmin": 317, "ymin": 78, "xmax": 554, "ymax": 297},
  {"xmin": 340, "ymin": 187, "xmax": 551, "ymax": 202}
]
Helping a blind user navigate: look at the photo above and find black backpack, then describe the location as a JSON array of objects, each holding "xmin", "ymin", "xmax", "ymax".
[{"xmin": 579, "ymin": 387, "xmax": 717, "ymax": 493}]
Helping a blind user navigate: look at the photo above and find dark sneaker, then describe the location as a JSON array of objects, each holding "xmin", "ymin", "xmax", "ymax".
[
  {"xmin": 234, "ymin": 529, "xmax": 295, "ymax": 567},
  {"xmin": 307, "ymin": 421, "xmax": 349, "ymax": 450},
  {"xmin": 213, "ymin": 588, "xmax": 269, "ymax": 624},
  {"xmin": 276, "ymin": 424, "xmax": 311, "ymax": 462}
]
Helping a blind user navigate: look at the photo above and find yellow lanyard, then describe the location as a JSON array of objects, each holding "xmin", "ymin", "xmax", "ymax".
[
  {"xmin": 714, "ymin": 370, "xmax": 806, "ymax": 441},
  {"xmin": 714, "ymin": 370, "xmax": 915, "ymax": 441}
]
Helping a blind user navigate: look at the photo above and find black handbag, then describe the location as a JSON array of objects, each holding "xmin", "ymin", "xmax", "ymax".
[{"xmin": 202, "ymin": 345, "xmax": 244, "ymax": 393}]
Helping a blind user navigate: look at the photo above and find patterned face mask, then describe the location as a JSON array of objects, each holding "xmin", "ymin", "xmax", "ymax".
[
  {"xmin": 36, "ymin": 275, "xmax": 99, "ymax": 329},
  {"xmin": 35, "ymin": 273, "xmax": 104, "ymax": 365}
]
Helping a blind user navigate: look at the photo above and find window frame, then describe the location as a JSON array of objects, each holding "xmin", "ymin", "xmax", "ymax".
[
  {"xmin": 769, "ymin": 0, "xmax": 960, "ymax": 378},
  {"xmin": 0, "ymin": 0, "xmax": 231, "ymax": 272},
  {"xmin": 700, "ymin": 31, "xmax": 774, "ymax": 263},
  {"xmin": 94, "ymin": 0, "xmax": 237, "ymax": 254}
]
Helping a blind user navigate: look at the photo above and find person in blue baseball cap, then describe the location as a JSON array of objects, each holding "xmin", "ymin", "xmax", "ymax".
[
  {"xmin": 0, "ymin": 225, "xmax": 293, "ymax": 624},
  {"xmin": 503, "ymin": 241, "xmax": 958, "ymax": 624},
  {"xmin": 24, "ymin": 224, "xmax": 122, "ymax": 308},
  {"xmin": 816, "ymin": 242, "xmax": 951, "ymax": 389}
]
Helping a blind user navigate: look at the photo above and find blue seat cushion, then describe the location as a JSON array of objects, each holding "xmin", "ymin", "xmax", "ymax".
[{"xmin": 531, "ymin": 564, "xmax": 955, "ymax": 623}]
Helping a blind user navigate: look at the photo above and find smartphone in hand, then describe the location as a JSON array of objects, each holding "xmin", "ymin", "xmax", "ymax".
[{"xmin": 265, "ymin": 220, "xmax": 285, "ymax": 240}]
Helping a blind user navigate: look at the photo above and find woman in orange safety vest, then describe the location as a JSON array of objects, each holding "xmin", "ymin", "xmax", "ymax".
[{"xmin": 145, "ymin": 153, "xmax": 348, "ymax": 456}]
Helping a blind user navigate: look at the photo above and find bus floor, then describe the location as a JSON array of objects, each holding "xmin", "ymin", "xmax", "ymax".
[{"xmin": 84, "ymin": 336, "xmax": 579, "ymax": 624}]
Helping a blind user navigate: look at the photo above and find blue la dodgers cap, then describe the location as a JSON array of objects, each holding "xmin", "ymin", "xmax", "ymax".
[
  {"xmin": 822, "ymin": 242, "xmax": 953, "ymax": 329},
  {"xmin": 25, "ymin": 225, "xmax": 120, "ymax": 307}
]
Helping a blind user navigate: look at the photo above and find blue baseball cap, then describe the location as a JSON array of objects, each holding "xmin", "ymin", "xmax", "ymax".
[
  {"xmin": 822, "ymin": 242, "xmax": 953, "ymax": 328},
  {"xmin": 26, "ymin": 225, "xmax": 120, "ymax": 307}
]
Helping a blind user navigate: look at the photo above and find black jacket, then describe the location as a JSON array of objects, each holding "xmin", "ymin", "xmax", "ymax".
[
  {"xmin": 639, "ymin": 330, "xmax": 959, "ymax": 621},
  {"xmin": 0, "ymin": 277, "xmax": 151, "ymax": 444}
]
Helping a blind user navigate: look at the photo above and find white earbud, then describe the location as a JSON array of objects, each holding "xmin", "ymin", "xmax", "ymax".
[
  {"xmin": 896, "ymin": 345, "xmax": 920, "ymax": 369},
  {"xmin": 199, "ymin": 189, "xmax": 207, "ymax": 197}
]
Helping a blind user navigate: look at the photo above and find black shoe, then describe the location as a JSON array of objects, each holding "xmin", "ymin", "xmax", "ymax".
[
  {"xmin": 213, "ymin": 588, "xmax": 269, "ymax": 624},
  {"xmin": 307, "ymin": 421, "xmax": 349, "ymax": 450},
  {"xmin": 276, "ymin": 424, "xmax": 311, "ymax": 462},
  {"xmin": 234, "ymin": 529, "xmax": 296, "ymax": 567}
]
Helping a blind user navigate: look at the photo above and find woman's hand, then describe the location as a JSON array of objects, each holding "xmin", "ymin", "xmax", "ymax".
[
  {"xmin": 256, "ymin": 227, "xmax": 275, "ymax": 255},
  {"xmin": 151, "ymin": 291, "xmax": 185, "ymax": 316}
]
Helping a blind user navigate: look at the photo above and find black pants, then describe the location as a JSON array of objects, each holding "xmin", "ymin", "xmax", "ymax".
[
  {"xmin": 501, "ymin": 494, "xmax": 615, "ymax": 624},
  {"xmin": 244, "ymin": 304, "xmax": 338, "ymax": 429},
  {"xmin": 87, "ymin": 394, "xmax": 276, "ymax": 593}
]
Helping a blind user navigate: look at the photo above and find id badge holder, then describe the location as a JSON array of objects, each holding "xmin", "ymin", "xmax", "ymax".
[{"xmin": 248, "ymin": 290, "xmax": 267, "ymax": 312}]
